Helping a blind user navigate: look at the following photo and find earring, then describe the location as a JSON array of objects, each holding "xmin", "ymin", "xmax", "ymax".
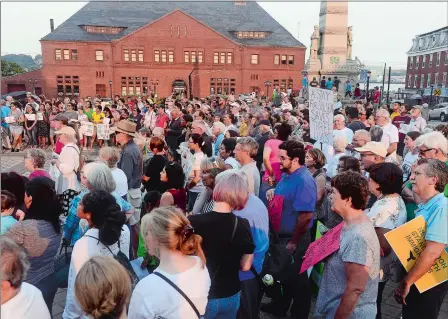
[{"xmin": 155, "ymin": 248, "xmax": 160, "ymax": 258}]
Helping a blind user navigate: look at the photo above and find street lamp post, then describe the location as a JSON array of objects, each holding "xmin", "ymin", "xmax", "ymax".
[
  {"xmin": 109, "ymin": 80, "xmax": 113, "ymax": 100},
  {"xmin": 264, "ymin": 80, "xmax": 272, "ymax": 101},
  {"xmin": 366, "ymin": 71, "xmax": 371, "ymax": 101}
]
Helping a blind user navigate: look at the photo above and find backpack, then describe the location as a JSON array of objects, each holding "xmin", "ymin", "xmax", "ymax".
[
  {"xmin": 85, "ymin": 235, "xmax": 139, "ymax": 289},
  {"xmin": 65, "ymin": 145, "xmax": 83, "ymax": 181}
]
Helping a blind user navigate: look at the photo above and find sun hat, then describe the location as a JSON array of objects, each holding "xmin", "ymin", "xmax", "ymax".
[
  {"xmin": 114, "ymin": 120, "xmax": 137, "ymax": 137},
  {"xmin": 354, "ymin": 141, "xmax": 387, "ymax": 158},
  {"xmin": 54, "ymin": 126, "xmax": 76, "ymax": 136}
]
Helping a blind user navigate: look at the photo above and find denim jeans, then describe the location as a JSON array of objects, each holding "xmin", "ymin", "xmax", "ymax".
[
  {"xmin": 187, "ymin": 190, "xmax": 200, "ymax": 212},
  {"xmin": 205, "ymin": 291, "xmax": 241, "ymax": 319},
  {"xmin": 35, "ymin": 272, "xmax": 59, "ymax": 315},
  {"xmin": 26, "ymin": 126, "xmax": 37, "ymax": 146}
]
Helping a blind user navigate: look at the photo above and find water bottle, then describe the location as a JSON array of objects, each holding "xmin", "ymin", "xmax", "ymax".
[{"xmin": 262, "ymin": 274, "xmax": 274, "ymax": 286}]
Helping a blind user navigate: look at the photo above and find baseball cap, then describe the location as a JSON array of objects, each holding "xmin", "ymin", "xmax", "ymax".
[
  {"xmin": 259, "ymin": 119, "xmax": 271, "ymax": 126},
  {"xmin": 55, "ymin": 126, "xmax": 76, "ymax": 136},
  {"xmin": 354, "ymin": 142, "xmax": 387, "ymax": 158},
  {"xmin": 53, "ymin": 113, "xmax": 70, "ymax": 122}
]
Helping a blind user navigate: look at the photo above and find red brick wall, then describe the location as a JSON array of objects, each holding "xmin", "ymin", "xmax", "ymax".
[
  {"xmin": 40, "ymin": 10, "xmax": 305, "ymax": 98},
  {"xmin": 1, "ymin": 69, "xmax": 43, "ymax": 95}
]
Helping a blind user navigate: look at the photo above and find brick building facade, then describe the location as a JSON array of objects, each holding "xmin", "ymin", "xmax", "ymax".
[
  {"xmin": 405, "ymin": 26, "xmax": 448, "ymax": 93},
  {"xmin": 1, "ymin": 69, "xmax": 43, "ymax": 96},
  {"xmin": 39, "ymin": 2, "xmax": 306, "ymax": 99}
]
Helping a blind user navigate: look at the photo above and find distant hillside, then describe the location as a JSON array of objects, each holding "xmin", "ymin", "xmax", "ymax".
[{"xmin": 1, "ymin": 54, "xmax": 41, "ymax": 71}]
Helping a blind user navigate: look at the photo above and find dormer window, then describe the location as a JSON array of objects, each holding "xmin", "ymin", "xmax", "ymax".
[
  {"xmin": 235, "ymin": 31, "xmax": 268, "ymax": 39},
  {"xmin": 83, "ymin": 25, "xmax": 125, "ymax": 34}
]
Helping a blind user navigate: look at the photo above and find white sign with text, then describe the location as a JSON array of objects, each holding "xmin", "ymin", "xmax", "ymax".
[{"xmin": 309, "ymin": 87, "xmax": 334, "ymax": 146}]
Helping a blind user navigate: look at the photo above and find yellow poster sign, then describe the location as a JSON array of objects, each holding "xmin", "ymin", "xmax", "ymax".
[{"xmin": 385, "ymin": 215, "xmax": 448, "ymax": 293}]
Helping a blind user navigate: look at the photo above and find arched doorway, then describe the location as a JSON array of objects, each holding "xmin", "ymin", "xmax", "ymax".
[{"xmin": 172, "ymin": 79, "xmax": 187, "ymax": 95}]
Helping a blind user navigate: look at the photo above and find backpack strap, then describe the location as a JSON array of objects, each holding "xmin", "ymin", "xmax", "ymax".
[
  {"xmin": 153, "ymin": 272, "xmax": 201, "ymax": 318},
  {"xmin": 84, "ymin": 235, "xmax": 116, "ymax": 256}
]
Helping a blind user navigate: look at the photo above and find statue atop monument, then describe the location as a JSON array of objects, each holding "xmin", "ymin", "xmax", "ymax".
[
  {"xmin": 347, "ymin": 26, "xmax": 353, "ymax": 60},
  {"xmin": 310, "ymin": 25, "xmax": 320, "ymax": 59}
]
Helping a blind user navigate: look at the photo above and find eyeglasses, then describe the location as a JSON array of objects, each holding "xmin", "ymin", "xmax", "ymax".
[
  {"xmin": 418, "ymin": 148, "xmax": 434, "ymax": 156},
  {"xmin": 279, "ymin": 156, "xmax": 291, "ymax": 161}
]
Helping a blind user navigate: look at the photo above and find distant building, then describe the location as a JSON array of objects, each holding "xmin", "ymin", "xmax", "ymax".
[
  {"xmin": 37, "ymin": 1, "xmax": 305, "ymax": 98},
  {"xmin": 405, "ymin": 26, "xmax": 448, "ymax": 93},
  {"xmin": 1, "ymin": 69, "xmax": 43, "ymax": 96}
]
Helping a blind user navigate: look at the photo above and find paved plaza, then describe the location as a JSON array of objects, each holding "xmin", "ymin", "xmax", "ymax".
[{"xmin": 2, "ymin": 148, "xmax": 447, "ymax": 319}]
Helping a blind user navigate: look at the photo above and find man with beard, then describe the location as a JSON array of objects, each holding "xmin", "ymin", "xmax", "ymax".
[{"xmin": 263, "ymin": 140, "xmax": 317, "ymax": 318}]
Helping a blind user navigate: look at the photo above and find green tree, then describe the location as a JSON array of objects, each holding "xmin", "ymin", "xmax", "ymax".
[{"xmin": 1, "ymin": 59, "xmax": 25, "ymax": 76}]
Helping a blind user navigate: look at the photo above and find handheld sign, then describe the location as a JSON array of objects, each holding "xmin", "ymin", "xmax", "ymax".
[
  {"xmin": 385, "ymin": 215, "xmax": 448, "ymax": 293},
  {"xmin": 309, "ymin": 87, "xmax": 334, "ymax": 146},
  {"xmin": 25, "ymin": 114, "xmax": 36, "ymax": 121},
  {"xmin": 268, "ymin": 195, "xmax": 284, "ymax": 232},
  {"xmin": 300, "ymin": 221, "xmax": 345, "ymax": 274}
]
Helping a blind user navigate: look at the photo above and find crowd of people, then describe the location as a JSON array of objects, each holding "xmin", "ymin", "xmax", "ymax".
[{"xmin": 1, "ymin": 89, "xmax": 448, "ymax": 319}]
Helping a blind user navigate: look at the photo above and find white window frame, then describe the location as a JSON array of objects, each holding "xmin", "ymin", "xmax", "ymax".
[
  {"xmin": 435, "ymin": 73, "xmax": 439, "ymax": 85},
  {"xmin": 436, "ymin": 52, "xmax": 440, "ymax": 66},
  {"xmin": 154, "ymin": 50, "xmax": 160, "ymax": 62},
  {"xmin": 427, "ymin": 73, "xmax": 432, "ymax": 87},
  {"xmin": 414, "ymin": 75, "xmax": 418, "ymax": 88},
  {"xmin": 420, "ymin": 75, "xmax": 425, "ymax": 88},
  {"xmin": 442, "ymin": 72, "xmax": 447, "ymax": 86},
  {"xmin": 95, "ymin": 50, "xmax": 104, "ymax": 61},
  {"xmin": 429, "ymin": 54, "xmax": 433, "ymax": 67},
  {"xmin": 409, "ymin": 57, "xmax": 413, "ymax": 69},
  {"xmin": 251, "ymin": 54, "xmax": 259, "ymax": 65},
  {"xmin": 422, "ymin": 55, "xmax": 426, "ymax": 68},
  {"xmin": 408, "ymin": 75, "xmax": 412, "ymax": 87},
  {"xmin": 415, "ymin": 56, "xmax": 419, "ymax": 69}
]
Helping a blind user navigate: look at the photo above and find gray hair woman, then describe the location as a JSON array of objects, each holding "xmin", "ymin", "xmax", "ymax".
[
  {"xmin": 99, "ymin": 146, "xmax": 129, "ymax": 200},
  {"xmin": 24, "ymin": 148, "xmax": 51, "ymax": 180},
  {"xmin": 0, "ymin": 236, "xmax": 50, "ymax": 318},
  {"xmin": 62, "ymin": 162, "xmax": 134, "ymax": 247},
  {"xmin": 370, "ymin": 125, "xmax": 384, "ymax": 143}
]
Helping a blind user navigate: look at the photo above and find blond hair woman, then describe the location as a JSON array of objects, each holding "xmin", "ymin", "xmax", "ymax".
[
  {"xmin": 128, "ymin": 206, "xmax": 210, "ymax": 319},
  {"xmin": 75, "ymin": 256, "xmax": 131, "ymax": 319}
]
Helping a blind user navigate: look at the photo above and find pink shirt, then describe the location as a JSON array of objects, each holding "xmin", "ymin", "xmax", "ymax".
[
  {"xmin": 262, "ymin": 139, "xmax": 283, "ymax": 182},
  {"xmin": 29, "ymin": 169, "xmax": 51, "ymax": 180}
]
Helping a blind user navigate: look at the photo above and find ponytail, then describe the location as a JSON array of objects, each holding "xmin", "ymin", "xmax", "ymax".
[
  {"xmin": 141, "ymin": 206, "xmax": 206, "ymax": 267},
  {"xmin": 189, "ymin": 133, "xmax": 206, "ymax": 153},
  {"xmin": 81, "ymin": 190, "xmax": 126, "ymax": 246}
]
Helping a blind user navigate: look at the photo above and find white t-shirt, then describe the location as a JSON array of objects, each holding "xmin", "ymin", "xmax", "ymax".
[
  {"xmin": 128, "ymin": 256, "xmax": 210, "ymax": 319},
  {"xmin": 326, "ymin": 152, "xmax": 345, "ymax": 178},
  {"xmin": 366, "ymin": 195, "xmax": 407, "ymax": 282},
  {"xmin": 63, "ymin": 228, "xmax": 130, "ymax": 319},
  {"xmin": 333, "ymin": 127, "xmax": 354, "ymax": 144},
  {"xmin": 189, "ymin": 151, "xmax": 205, "ymax": 193},
  {"xmin": 111, "ymin": 167, "xmax": 129, "ymax": 197},
  {"xmin": 402, "ymin": 151, "xmax": 419, "ymax": 182},
  {"xmin": 1, "ymin": 282, "xmax": 51, "ymax": 319},
  {"xmin": 380, "ymin": 123, "xmax": 399, "ymax": 160}
]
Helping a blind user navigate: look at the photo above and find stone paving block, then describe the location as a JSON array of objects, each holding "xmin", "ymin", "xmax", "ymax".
[{"xmin": 52, "ymin": 303, "xmax": 64, "ymax": 317}]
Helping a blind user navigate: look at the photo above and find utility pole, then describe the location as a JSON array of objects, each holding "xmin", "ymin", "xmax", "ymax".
[
  {"xmin": 380, "ymin": 63, "xmax": 386, "ymax": 105},
  {"xmin": 386, "ymin": 66, "xmax": 391, "ymax": 105}
]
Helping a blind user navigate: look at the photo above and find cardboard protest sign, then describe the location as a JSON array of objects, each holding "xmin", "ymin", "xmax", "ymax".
[
  {"xmin": 5, "ymin": 117, "xmax": 15, "ymax": 123},
  {"xmin": 96, "ymin": 124, "xmax": 110, "ymax": 140},
  {"xmin": 37, "ymin": 113, "xmax": 44, "ymax": 121},
  {"xmin": 309, "ymin": 87, "xmax": 333, "ymax": 146},
  {"xmin": 25, "ymin": 114, "xmax": 36, "ymax": 121},
  {"xmin": 300, "ymin": 221, "xmax": 345, "ymax": 274},
  {"xmin": 81, "ymin": 122, "xmax": 94, "ymax": 136},
  {"xmin": 268, "ymin": 195, "xmax": 284, "ymax": 232},
  {"xmin": 385, "ymin": 215, "xmax": 448, "ymax": 293}
]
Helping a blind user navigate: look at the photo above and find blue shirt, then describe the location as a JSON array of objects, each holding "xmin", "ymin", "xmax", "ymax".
[
  {"xmin": 274, "ymin": 167, "xmax": 317, "ymax": 235},
  {"xmin": 346, "ymin": 82, "xmax": 352, "ymax": 92},
  {"xmin": 415, "ymin": 193, "xmax": 448, "ymax": 251},
  {"xmin": 326, "ymin": 80, "xmax": 333, "ymax": 90},
  {"xmin": 63, "ymin": 190, "xmax": 132, "ymax": 246},
  {"xmin": 214, "ymin": 133, "xmax": 224, "ymax": 157},
  {"xmin": 1, "ymin": 216, "xmax": 17, "ymax": 234},
  {"xmin": 1, "ymin": 105, "xmax": 12, "ymax": 128},
  {"xmin": 302, "ymin": 77, "xmax": 308, "ymax": 88},
  {"xmin": 233, "ymin": 194, "xmax": 269, "ymax": 280}
]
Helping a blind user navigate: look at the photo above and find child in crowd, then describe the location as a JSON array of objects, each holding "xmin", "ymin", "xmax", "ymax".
[{"xmin": 1, "ymin": 190, "xmax": 17, "ymax": 234}]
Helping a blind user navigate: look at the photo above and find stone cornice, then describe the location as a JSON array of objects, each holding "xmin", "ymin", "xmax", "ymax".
[{"xmin": 319, "ymin": 6, "xmax": 348, "ymax": 16}]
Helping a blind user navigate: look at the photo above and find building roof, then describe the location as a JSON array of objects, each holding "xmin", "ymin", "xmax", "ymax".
[
  {"xmin": 407, "ymin": 26, "xmax": 448, "ymax": 54},
  {"xmin": 41, "ymin": 1, "xmax": 305, "ymax": 48}
]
